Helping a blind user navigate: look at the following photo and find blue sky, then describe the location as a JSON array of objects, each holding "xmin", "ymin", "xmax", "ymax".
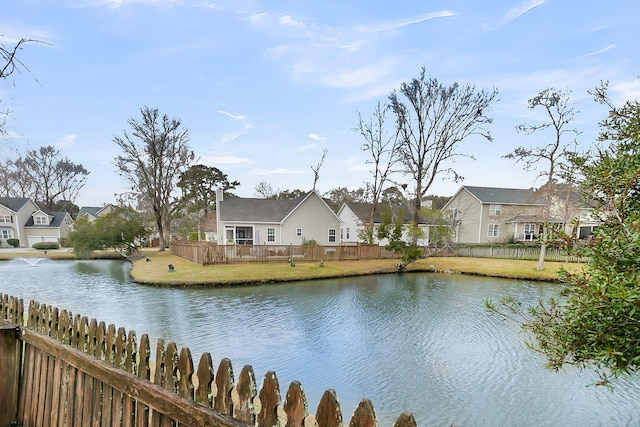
[{"xmin": 2, "ymin": 0, "xmax": 639, "ymax": 207}]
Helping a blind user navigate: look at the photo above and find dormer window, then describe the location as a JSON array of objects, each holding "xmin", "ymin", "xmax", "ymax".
[{"xmin": 34, "ymin": 215, "xmax": 49, "ymax": 225}]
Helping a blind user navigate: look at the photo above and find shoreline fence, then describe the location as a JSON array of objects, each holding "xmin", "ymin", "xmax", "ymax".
[
  {"xmin": 170, "ymin": 241, "xmax": 401, "ymax": 265},
  {"xmin": 0, "ymin": 293, "xmax": 417, "ymax": 427}
]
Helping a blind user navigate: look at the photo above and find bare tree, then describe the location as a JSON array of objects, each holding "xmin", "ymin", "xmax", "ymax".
[
  {"xmin": 114, "ymin": 107, "xmax": 194, "ymax": 251},
  {"xmin": 504, "ymin": 88, "xmax": 580, "ymax": 270},
  {"xmin": 356, "ymin": 101, "xmax": 401, "ymax": 242},
  {"xmin": 254, "ymin": 181, "xmax": 274, "ymax": 198},
  {"xmin": 389, "ymin": 67, "xmax": 499, "ymax": 238},
  {"xmin": 311, "ymin": 148, "xmax": 328, "ymax": 191},
  {"xmin": 2, "ymin": 145, "xmax": 88, "ymax": 210}
]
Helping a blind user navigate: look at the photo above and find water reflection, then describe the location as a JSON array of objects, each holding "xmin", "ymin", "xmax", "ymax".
[{"xmin": 1, "ymin": 259, "xmax": 639, "ymax": 426}]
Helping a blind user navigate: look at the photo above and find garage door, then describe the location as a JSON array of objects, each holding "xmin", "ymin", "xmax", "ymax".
[{"xmin": 27, "ymin": 236, "xmax": 58, "ymax": 247}]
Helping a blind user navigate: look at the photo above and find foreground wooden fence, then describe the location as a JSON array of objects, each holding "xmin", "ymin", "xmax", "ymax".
[
  {"xmin": 0, "ymin": 293, "xmax": 417, "ymax": 427},
  {"xmin": 170, "ymin": 241, "xmax": 402, "ymax": 265}
]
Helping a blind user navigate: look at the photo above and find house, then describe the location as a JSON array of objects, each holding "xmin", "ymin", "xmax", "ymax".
[
  {"xmin": 337, "ymin": 201, "xmax": 431, "ymax": 246},
  {"xmin": 0, "ymin": 197, "xmax": 74, "ymax": 247},
  {"xmin": 215, "ymin": 190, "xmax": 343, "ymax": 246},
  {"xmin": 441, "ymin": 186, "xmax": 560, "ymax": 244},
  {"xmin": 77, "ymin": 204, "xmax": 116, "ymax": 221}
]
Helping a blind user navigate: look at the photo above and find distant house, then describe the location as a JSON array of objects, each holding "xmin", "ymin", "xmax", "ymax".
[
  {"xmin": 0, "ymin": 197, "xmax": 74, "ymax": 247},
  {"xmin": 441, "ymin": 186, "xmax": 560, "ymax": 244},
  {"xmin": 215, "ymin": 190, "xmax": 343, "ymax": 245},
  {"xmin": 337, "ymin": 201, "xmax": 431, "ymax": 246},
  {"xmin": 77, "ymin": 204, "xmax": 116, "ymax": 221}
]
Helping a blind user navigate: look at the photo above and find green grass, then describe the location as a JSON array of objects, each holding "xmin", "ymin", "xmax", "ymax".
[{"xmin": 131, "ymin": 251, "xmax": 583, "ymax": 286}]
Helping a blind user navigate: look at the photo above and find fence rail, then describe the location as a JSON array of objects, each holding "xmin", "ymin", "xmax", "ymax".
[
  {"xmin": 451, "ymin": 245, "xmax": 584, "ymax": 262},
  {"xmin": 170, "ymin": 241, "xmax": 400, "ymax": 265},
  {"xmin": 0, "ymin": 293, "xmax": 417, "ymax": 427}
]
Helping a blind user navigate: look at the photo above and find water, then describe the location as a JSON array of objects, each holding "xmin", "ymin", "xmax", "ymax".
[{"xmin": 1, "ymin": 258, "xmax": 639, "ymax": 426}]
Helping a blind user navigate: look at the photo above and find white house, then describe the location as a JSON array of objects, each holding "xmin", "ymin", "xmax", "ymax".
[
  {"xmin": 337, "ymin": 201, "xmax": 431, "ymax": 246},
  {"xmin": 215, "ymin": 190, "xmax": 343, "ymax": 246}
]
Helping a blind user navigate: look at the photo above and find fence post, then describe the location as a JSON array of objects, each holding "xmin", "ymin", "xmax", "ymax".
[{"xmin": 0, "ymin": 320, "xmax": 21, "ymax": 427}]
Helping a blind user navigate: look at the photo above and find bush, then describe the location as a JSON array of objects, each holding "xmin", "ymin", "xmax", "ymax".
[
  {"xmin": 32, "ymin": 242, "xmax": 60, "ymax": 250},
  {"xmin": 7, "ymin": 238, "xmax": 19, "ymax": 248}
]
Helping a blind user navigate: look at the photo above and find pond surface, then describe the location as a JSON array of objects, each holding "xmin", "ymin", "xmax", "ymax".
[{"xmin": 1, "ymin": 258, "xmax": 639, "ymax": 426}]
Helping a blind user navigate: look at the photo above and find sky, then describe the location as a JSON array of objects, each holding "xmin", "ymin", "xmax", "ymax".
[{"xmin": 2, "ymin": 0, "xmax": 640, "ymax": 208}]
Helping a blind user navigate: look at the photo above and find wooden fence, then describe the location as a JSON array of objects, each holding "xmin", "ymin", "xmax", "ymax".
[
  {"xmin": 0, "ymin": 293, "xmax": 417, "ymax": 427},
  {"xmin": 170, "ymin": 241, "xmax": 400, "ymax": 266}
]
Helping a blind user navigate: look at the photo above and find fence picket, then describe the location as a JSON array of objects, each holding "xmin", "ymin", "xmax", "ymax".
[
  {"xmin": 349, "ymin": 399, "xmax": 378, "ymax": 427},
  {"xmin": 178, "ymin": 346, "xmax": 195, "ymax": 400},
  {"xmin": 393, "ymin": 412, "xmax": 417, "ymax": 427},
  {"xmin": 214, "ymin": 357, "xmax": 235, "ymax": 416},
  {"xmin": 195, "ymin": 352, "xmax": 215, "ymax": 407},
  {"xmin": 315, "ymin": 389, "xmax": 343, "ymax": 427},
  {"xmin": 257, "ymin": 371, "xmax": 280, "ymax": 427},
  {"xmin": 283, "ymin": 380, "xmax": 308, "ymax": 427},
  {"xmin": 233, "ymin": 364, "xmax": 257, "ymax": 424}
]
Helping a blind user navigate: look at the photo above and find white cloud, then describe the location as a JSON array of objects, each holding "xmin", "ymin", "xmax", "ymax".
[
  {"xmin": 218, "ymin": 110, "xmax": 246, "ymax": 120},
  {"xmin": 504, "ymin": 0, "xmax": 545, "ymax": 23},
  {"xmin": 358, "ymin": 11, "xmax": 456, "ymax": 33},
  {"xmin": 55, "ymin": 134, "xmax": 78, "ymax": 149},
  {"xmin": 280, "ymin": 15, "xmax": 305, "ymax": 28},
  {"xmin": 308, "ymin": 133, "xmax": 327, "ymax": 142},
  {"xmin": 582, "ymin": 44, "xmax": 616, "ymax": 58}
]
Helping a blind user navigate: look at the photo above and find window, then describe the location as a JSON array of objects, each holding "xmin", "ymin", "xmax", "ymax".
[
  {"xmin": 34, "ymin": 215, "xmax": 48, "ymax": 225},
  {"xmin": 489, "ymin": 204, "xmax": 502, "ymax": 215},
  {"xmin": 487, "ymin": 224, "xmax": 499, "ymax": 237},
  {"xmin": 296, "ymin": 228, "xmax": 302, "ymax": 237},
  {"xmin": 450, "ymin": 208, "xmax": 458, "ymax": 220},
  {"xmin": 267, "ymin": 227, "xmax": 275, "ymax": 242},
  {"xmin": 1, "ymin": 229, "xmax": 12, "ymax": 238},
  {"xmin": 225, "ymin": 227, "xmax": 234, "ymax": 242},
  {"xmin": 346, "ymin": 228, "xmax": 350, "ymax": 239},
  {"xmin": 0, "ymin": 215, "xmax": 11, "ymax": 223},
  {"xmin": 328, "ymin": 228, "xmax": 336, "ymax": 243}
]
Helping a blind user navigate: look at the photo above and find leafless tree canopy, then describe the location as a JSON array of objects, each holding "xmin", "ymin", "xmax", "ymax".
[
  {"xmin": 389, "ymin": 66, "xmax": 499, "ymax": 227},
  {"xmin": 356, "ymin": 101, "xmax": 402, "ymax": 235},
  {"xmin": 114, "ymin": 106, "xmax": 194, "ymax": 250},
  {"xmin": 0, "ymin": 145, "xmax": 88, "ymax": 211}
]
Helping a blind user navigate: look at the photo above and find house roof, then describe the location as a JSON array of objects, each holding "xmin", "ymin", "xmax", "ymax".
[
  {"xmin": 219, "ymin": 191, "xmax": 323, "ymax": 223},
  {"xmin": 460, "ymin": 186, "xmax": 544, "ymax": 205},
  {"xmin": 25, "ymin": 211, "xmax": 71, "ymax": 228},
  {"xmin": 342, "ymin": 202, "xmax": 418, "ymax": 224},
  {"xmin": 0, "ymin": 197, "xmax": 32, "ymax": 212},
  {"xmin": 77, "ymin": 206, "xmax": 102, "ymax": 218}
]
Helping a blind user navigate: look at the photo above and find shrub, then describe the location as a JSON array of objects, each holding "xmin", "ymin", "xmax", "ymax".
[
  {"xmin": 32, "ymin": 242, "xmax": 60, "ymax": 250},
  {"xmin": 7, "ymin": 238, "xmax": 19, "ymax": 248}
]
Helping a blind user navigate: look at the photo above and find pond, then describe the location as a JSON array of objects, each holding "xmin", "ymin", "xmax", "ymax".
[{"xmin": 1, "ymin": 258, "xmax": 639, "ymax": 426}]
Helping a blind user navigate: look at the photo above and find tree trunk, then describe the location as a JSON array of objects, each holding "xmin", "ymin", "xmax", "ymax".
[{"xmin": 537, "ymin": 224, "xmax": 547, "ymax": 271}]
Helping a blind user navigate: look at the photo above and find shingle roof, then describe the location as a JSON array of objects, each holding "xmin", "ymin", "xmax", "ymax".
[
  {"xmin": 463, "ymin": 186, "xmax": 544, "ymax": 205},
  {"xmin": 0, "ymin": 197, "xmax": 32, "ymax": 212},
  {"xmin": 344, "ymin": 202, "xmax": 416, "ymax": 224},
  {"xmin": 24, "ymin": 211, "xmax": 70, "ymax": 228},
  {"xmin": 219, "ymin": 193, "xmax": 308, "ymax": 223},
  {"xmin": 77, "ymin": 206, "xmax": 102, "ymax": 218}
]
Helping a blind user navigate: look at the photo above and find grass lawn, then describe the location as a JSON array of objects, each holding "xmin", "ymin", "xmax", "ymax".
[{"xmin": 131, "ymin": 250, "xmax": 584, "ymax": 286}]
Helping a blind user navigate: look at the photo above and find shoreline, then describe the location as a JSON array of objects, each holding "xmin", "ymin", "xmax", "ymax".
[{"xmin": 0, "ymin": 247, "xmax": 580, "ymax": 285}]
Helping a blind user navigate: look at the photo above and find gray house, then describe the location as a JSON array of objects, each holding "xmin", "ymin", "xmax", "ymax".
[
  {"xmin": 215, "ymin": 190, "xmax": 343, "ymax": 246},
  {"xmin": 442, "ymin": 186, "xmax": 554, "ymax": 244},
  {"xmin": 0, "ymin": 197, "xmax": 73, "ymax": 247}
]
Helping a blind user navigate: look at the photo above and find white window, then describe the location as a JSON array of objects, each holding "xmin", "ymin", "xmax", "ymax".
[
  {"xmin": 328, "ymin": 228, "xmax": 336, "ymax": 243},
  {"xmin": 296, "ymin": 228, "xmax": 302, "ymax": 237},
  {"xmin": 34, "ymin": 215, "xmax": 48, "ymax": 225},
  {"xmin": 0, "ymin": 215, "xmax": 11, "ymax": 223},
  {"xmin": 346, "ymin": 228, "xmax": 350, "ymax": 239},
  {"xmin": 267, "ymin": 227, "xmax": 275, "ymax": 242},
  {"xmin": 1, "ymin": 229, "xmax": 12, "ymax": 238},
  {"xmin": 225, "ymin": 227, "xmax": 234, "ymax": 242},
  {"xmin": 489, "ymin": 204, "xmax": 501, "ymax": 215},
  {"xmin": 488, "ymin": 224, "xmax": 499, "ymax": 237}
]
